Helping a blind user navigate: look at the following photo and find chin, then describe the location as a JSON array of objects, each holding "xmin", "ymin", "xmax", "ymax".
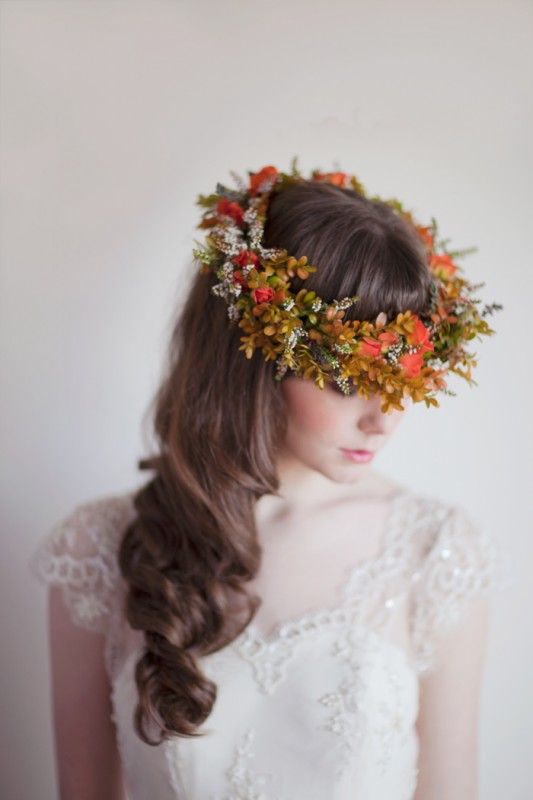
[{"xmin": 328, "ymin": 462, "xmax": 372, "ymax": 484}]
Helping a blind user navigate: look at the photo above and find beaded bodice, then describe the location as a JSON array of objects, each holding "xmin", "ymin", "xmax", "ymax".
[{"xmin": 29, "ymin": 486, "xmax": 509, "ymax": 800}]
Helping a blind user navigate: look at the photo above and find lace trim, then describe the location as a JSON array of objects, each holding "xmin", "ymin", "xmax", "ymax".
[
  {"xmin": 230, "ymin": 492, "xmax": 509, "ymax": 692},
  {"xmin": 215, "ymin": 727, "xmax": 279, "ymax": 800},
  {"xmin": 231, "ymin": 490, "xmax": 427, "ymax": 694},
  {"xmin": 318, "ymin": 626, "xmax": 418, "ymax": 782},
  {"xmin": 410, "ymin": 504, "xmax": 512, "ymax": 675},
  {"xmin": 318, "ymin": 628, "xmax": 374, "ymax": 779},
  {"xmin": 28, "ymin": 491, "xmax": 136, "ymax": 635}
]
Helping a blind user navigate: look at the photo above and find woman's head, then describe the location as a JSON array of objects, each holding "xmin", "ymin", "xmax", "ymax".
[
  {"xmin": 261, "ymin": 179, "xmax": 430, "ymax": 480},
  {"xmin": 119, "ymin": 177, "xmax": 433, "ymax": 745}
]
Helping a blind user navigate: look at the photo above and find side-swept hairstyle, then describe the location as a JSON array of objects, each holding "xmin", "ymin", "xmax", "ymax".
[{"xmin": 118, "ymin": 178, "xmax": 432, "ymax": 744}]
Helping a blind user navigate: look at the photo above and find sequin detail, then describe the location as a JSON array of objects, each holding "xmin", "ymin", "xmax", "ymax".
[
  {"xmin": 318, "ymin": 627, "xmax": 416, "ymax": 781},
  {"xmin": 410, "ymin": 503, "xmax": 512, "ymax": 674},
  {"xmin": 215, "ymin": 728, "xmax": 278, "ymax": 800},
  {"xmin": 30, "ymin": 488, "xmax": 512, "ymax": 800}
]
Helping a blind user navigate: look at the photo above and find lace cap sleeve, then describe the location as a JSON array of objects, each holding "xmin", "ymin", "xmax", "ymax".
[
  {"xmin": 410, "ymin": 502, "xmax": 512, "ymax": 676},
  {"xmin": 29, "ymin": 492, "xmax": 136, "ymax": 635}
]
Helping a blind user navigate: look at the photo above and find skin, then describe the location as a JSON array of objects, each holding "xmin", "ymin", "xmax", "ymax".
[
  {"xmin": 250, "ymin": 376, "xmax": 491, "ymax": 800},
  {"xmin": 48, "ymin": 586, "xmax": 126, "ymax": 800},
  {"xmin": 276, "ymin": 375, "xmax": 408, "ymax": 500},
  {"xmin": 48, "ymin": 375, "xmax": 490, "ymax": 799},
  {"xmin": 251, "ymin": 376, "xmax": 410, "ymax": 635}
]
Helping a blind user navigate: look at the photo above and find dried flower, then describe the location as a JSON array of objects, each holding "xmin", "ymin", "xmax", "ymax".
[{"xmin": 193, "ymin": 158, "xmax": 502, "ymax": 412}]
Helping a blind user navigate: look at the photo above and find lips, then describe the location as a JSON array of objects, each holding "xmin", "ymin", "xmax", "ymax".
[{"xmin": 340, "ymin": 448, "xmax": 375, "ymax": 463}]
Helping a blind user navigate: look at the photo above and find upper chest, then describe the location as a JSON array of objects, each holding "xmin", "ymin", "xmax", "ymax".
[{"xmin": 246, "ymin": 490, "xmax": 423, "ymax": 641}]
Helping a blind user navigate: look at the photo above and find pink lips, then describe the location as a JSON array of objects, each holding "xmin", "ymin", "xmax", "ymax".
[{"xmin": 340, "ymin": 448, "xmax": 375, "ymax": 463}]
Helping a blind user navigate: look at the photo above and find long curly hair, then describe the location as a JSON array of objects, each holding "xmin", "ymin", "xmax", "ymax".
[{"xmin": 117, "ymin": 178, "xmax": 433, "ymax": 745}]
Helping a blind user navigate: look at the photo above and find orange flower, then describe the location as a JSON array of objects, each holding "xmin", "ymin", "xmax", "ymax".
[
  {"xmin": 249, "ymin": 166, "xmax": 279, "ymax": 196},
  {"xmin": 377, "ymin": 330, "xmax": 400, "ymax": 348},
  {"xmin": 359, "ymin": 337, "xmax": 383, "ymax": 358},
  {"xmin": 251, "ymin": 286, "xmax": 274, "ymax": 304},
  {"xmin": 359, "ymin": 330, "xmax": 399, "ymax": 358},
  {"xmin": 314, "ymin": 171, "xmax": 347, "ymax": 187},
  {"xmin": 216, "ymin": 198, "xmax": 244, "ymax": 225},
  {"xmin": 416, "ymin": 225, "xmax": 434, "ymax": 249},
  {"xmin": 406, "ymin": 316, "xmax": 434, "ymax": 354},
  {"xmin": 399, "ymin": 351, "xmax": 425, "ymax": 378},
  {"xmin": 430, "ymin": 252, "xmax": 457, "ymax": 276},
  {"xmin": 324, "ymin": 172, "xmax": 347, "ymax": 187},
  {"xmin": 233, "ymin": 250, "xmax": 259, "ymax": 268},
  {"xmin": 232, "ymin": 270, "xmax": 248, "ymax": 288}
]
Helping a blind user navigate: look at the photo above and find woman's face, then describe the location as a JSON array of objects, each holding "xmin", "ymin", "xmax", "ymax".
[{"xmin": 280, "ymin": 377, "xmax": 408, "ymax": 483}]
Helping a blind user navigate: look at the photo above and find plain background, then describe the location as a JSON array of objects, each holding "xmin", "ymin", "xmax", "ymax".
[{"xmin": 1, "ymin": 1, "xmax": 532, "ymax": 798}]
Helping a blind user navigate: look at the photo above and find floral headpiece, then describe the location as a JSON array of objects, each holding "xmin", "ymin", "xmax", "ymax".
[{"xmin": 192, "ymin": 157, "xmax": 502, "ymax": 412}]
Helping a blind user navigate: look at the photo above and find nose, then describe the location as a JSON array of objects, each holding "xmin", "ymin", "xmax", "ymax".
[{"xmin": 357, "ymin": 395, "xmax": 397, "ymax": 436}]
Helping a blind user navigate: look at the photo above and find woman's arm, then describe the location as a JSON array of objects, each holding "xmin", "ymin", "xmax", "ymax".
[
  {"xmin": 413, "ymin": 594, "xmax": 491, "ymax": 800},
  {"xmin": 48, "ymin": 584, "xmax": 127, "ymax": 800}
]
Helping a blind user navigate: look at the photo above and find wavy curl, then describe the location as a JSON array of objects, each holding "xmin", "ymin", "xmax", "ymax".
[{"xmin": 117, "ymin": 179, "xmax": 433, "ymax": 745}]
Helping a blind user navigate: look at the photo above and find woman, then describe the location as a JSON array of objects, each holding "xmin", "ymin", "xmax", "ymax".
[{"xmin": 30, "ymin": 161, "xmax": 507, "ymax": 799}]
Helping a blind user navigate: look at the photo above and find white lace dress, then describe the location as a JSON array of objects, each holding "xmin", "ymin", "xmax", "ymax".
[{"xmin": 28, "ymin": 486, "xmax": 510, "ymax": 800}]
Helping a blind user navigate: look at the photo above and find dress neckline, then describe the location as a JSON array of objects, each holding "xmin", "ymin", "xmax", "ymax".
[{"xmin": 238, "ymin": 486, "xmax": 413, "ymax": 649}]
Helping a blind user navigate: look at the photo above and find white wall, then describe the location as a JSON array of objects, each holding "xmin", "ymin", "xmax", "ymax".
[{"xmin": 1, "ymin": 1, "xmax": 531, "ymax": 798}]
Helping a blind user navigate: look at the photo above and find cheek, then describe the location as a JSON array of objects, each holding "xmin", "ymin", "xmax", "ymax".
[
  {"xmin": 299, "ymin": 405, "xmax": 338, "ymax": 436},
  {"xmin": 286, "ymin": 388, "xmax": 340, "ymax": 437}
]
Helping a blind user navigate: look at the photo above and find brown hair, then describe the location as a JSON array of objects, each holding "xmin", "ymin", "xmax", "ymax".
[{"xmin": 118, "ymin": 178, "xmax": 432, "ymax": 745}]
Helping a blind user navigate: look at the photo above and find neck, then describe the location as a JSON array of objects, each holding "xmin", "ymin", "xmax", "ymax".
[{"xmin": 272, "ymin": 446, "xmax": 393, "ymax": 508}]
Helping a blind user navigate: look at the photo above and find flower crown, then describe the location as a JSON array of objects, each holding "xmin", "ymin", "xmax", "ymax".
[{"xmin": 192, "ymin": 157, "xmax": 502, "ymax": 412}]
